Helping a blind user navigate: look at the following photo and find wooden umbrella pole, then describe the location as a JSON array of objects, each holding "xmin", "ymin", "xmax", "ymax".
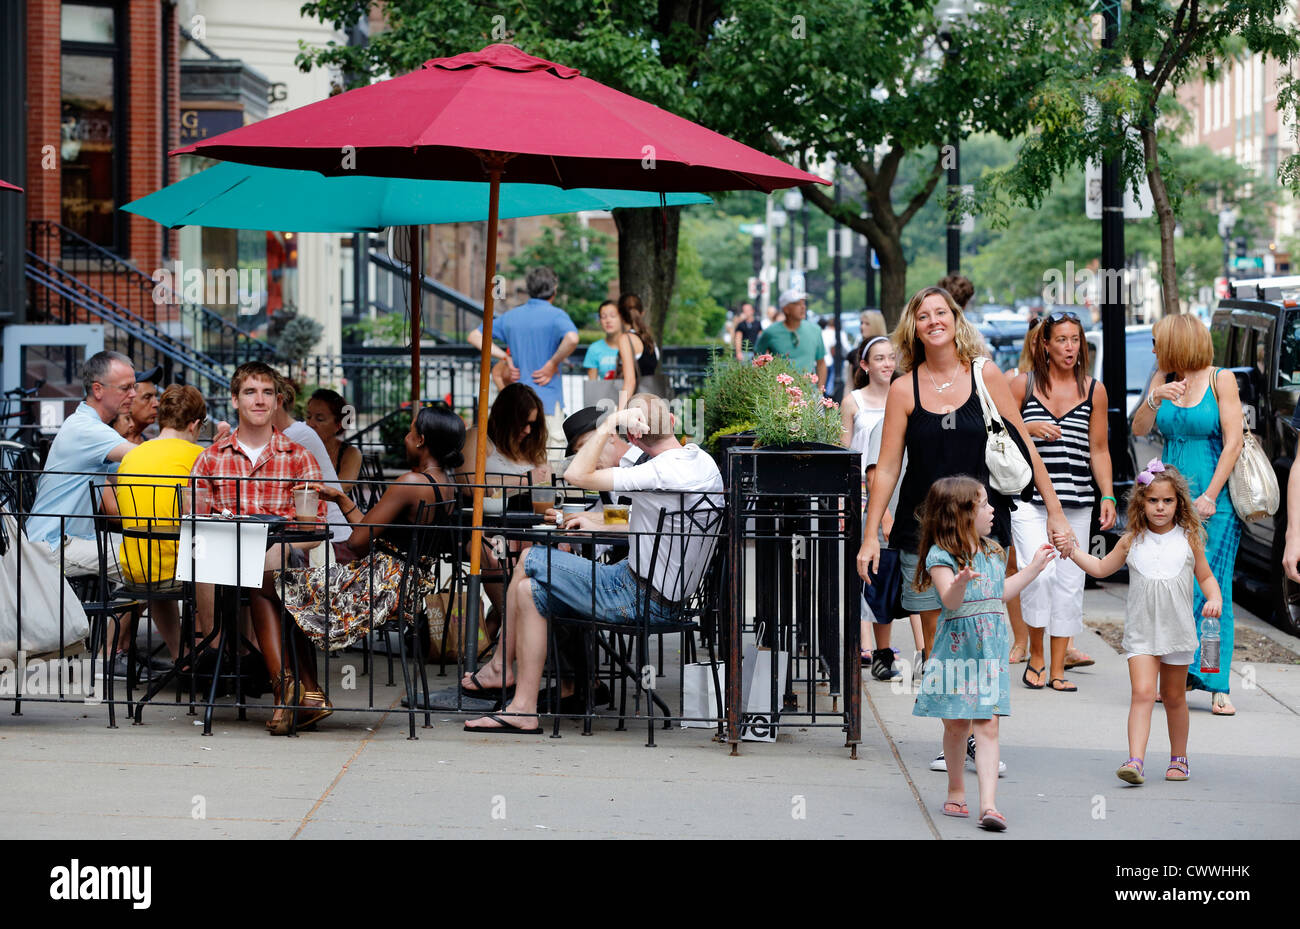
[
  {"xmin": 469, "ymin": 160, "xmax": 507, "ymax": 578},
  {"xmin": 409, "ymin": 224, "xmax": 421, "ymax": 409}
]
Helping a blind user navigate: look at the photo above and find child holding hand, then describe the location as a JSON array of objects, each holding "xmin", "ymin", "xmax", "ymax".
[
  {"xmin": 1060, "ymin": 459, "xmax": 1222, "ymax": 785},
  {"xmin": 912, "ymin": 476, "xmax": 1057, "ymax": 831}
]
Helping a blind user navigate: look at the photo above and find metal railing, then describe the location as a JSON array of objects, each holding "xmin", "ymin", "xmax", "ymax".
[
  {"xmin": 24, "ymin": 261, "xmax": 232, "ymax": 424},
  {"xmin": 0, "ymin": 470, "xmax": 734, "ymax": 745},
  {"xmin": 28, "ymin": 220, "xmax": 278, "ymax": 369},
  {"xmin": 366, "ymin": 245, "xmax": 484, "ymax": 344}
]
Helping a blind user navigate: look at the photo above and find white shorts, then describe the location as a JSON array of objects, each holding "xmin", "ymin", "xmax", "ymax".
[
  {"xmin": 1011, "ymin": 503, "xmax": 1091, "ymax": 638},
  {"xmin": 1125, "ymin": 651, "xmax": 1193, "ymax": 666}
]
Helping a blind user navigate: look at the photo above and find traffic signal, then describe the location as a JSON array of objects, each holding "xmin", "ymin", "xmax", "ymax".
[
  {"xmin": 751, "ymin": 237, "xmax": 764, "ymax": 276},
  {"xmin": 1236, "ymin": 237, "xmax": 1248, "ymax": 259}
]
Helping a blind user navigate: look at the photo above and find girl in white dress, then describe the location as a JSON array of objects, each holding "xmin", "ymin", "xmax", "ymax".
[
  {"xmin": 1061, "ymin": 460, "xmax": 1223, "ymax": 785},
  {"xmin": 841, "ymin": 336, "xmax": 895, "ymax": 673}
]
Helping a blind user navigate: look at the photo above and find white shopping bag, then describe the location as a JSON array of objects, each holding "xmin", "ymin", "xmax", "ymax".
[
  {"xmin": 175, "ymin": 517, "xmax": 269, "ymax": 588},
  {"xmin": 0, "ymin": 516, "xmax": 90, "ymax": 659},
  {"xmin": 740, "ymin": 635, "xmax": 789, "ymax": 743},
  {"xmin": 680, "ymin": 661, "xmax": 724, "ymax": 729}
]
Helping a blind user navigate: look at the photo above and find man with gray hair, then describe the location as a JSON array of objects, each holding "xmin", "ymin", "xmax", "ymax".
[
  {"xmin": 469, "ymin": 265, "xmax": 580, "ymax": 425},
  {"xmin": 26, "ymin": 350, "xmax": 138, "ymax": 580}
]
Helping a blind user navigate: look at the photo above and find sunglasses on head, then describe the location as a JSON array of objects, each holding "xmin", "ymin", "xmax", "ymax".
[{"xmin": 1046, "ymin": 311, "xmax": 1080, "ymax": 323}]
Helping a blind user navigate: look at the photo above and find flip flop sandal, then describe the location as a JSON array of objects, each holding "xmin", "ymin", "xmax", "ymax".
[
  {"xmin": 462, "ymin": 713, "xmax": 543, "ymax": 735},
  {"xmin": 1116, "ymin": 757, "xmax": 1144, "ymax": 785},
  {"xmin": 979, "ymin": 809, "xmax": 1007, "ymax": 831},
  {"xmin": 1165, "ymin": 756, "xmax": 1190, "ymax": 781},
  {"xmin": 461, "ymin": 669, "xmax": 514, "ymax": 703},
  {"xmin": 941, "ymin": 800, "xmax": 969, "ymax": 818},
  {"xmin": 1211, "ymin": 693, "xmax": 1236, "ymax": 716},
  {"xmin": 1064, "ymin": 651, "xmax": 1095, "ymax": 669},
  {"xmin": 1009, "ymin": 644, "xmax": 1029, "ymax": 664},
  {"xmin": 1048, "ymin": 678, "xmax": 1077, "ymax": 692},
  {"xmin": 1022, "ymin": 664, "xmax": 1045, "ymax": 689}
]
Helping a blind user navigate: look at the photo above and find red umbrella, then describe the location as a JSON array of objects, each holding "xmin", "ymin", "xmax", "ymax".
[
  {"xmin": 171, "ymin": 43, "xmax": 826, "ymax": 644},
  {"xmin": 0, "ymin": 180, "xmax": 22, "ymax": 193}
]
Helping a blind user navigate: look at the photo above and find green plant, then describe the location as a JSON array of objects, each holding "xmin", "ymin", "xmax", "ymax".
[{"xmin": 699, "ymin": 353, "xmax": 843, "ymax": 451}]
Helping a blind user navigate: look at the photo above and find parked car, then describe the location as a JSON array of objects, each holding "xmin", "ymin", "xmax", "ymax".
[{"xmin": 1127, "ymin": 279, "xmax": 1299, "ymax": 633}]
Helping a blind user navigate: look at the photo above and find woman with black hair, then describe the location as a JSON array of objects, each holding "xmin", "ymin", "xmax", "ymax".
[{"xmin": 277, "ymin": 404, "xmax": 465, "ymax": 652}]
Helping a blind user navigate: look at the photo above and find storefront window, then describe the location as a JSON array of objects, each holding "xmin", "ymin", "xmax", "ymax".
[{"xmin": 61, "ymin": 4, "xmax": 121, "ymax": 250}]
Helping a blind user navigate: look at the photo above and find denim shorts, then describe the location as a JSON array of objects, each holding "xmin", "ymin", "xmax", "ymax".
[
  {"xmin": 524, "ymin": 546, "xmax": 680, "ymax": 626},
  {"xmin": 897, "ymin": 549, "xmax": 943, "ymax": 613}
]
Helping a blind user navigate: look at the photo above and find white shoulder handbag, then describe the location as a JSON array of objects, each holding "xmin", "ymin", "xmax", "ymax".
[
  {"xmin": 1208, "ymin": 371, "xmax": 1279, "ymax": 523},
  {"xmin": 1227, "ymin": 421, "xmax": 1279, "ymax": 522},
  {"xmin": 972, "ymin": 357, "xmax": 1033, "ymax": 496}
]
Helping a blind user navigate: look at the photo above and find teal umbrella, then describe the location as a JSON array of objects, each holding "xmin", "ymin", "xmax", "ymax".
[{"xmin": 122, "ymin": 161, "xmax": 709, "ymax": 231}]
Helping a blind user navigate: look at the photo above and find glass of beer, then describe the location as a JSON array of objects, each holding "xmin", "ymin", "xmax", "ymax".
[
  {"xmin": 293, "ymin": 487, "xmax": 319, "ymax": 521},
  {"xmin": 602, "ymin": 503, "xmax": 630, "ymax": 525}
]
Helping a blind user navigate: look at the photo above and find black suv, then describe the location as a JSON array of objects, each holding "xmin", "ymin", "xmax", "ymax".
[{"xmin": 1205, "ymin": 278, "xmax": 1300, "ymax": 634}]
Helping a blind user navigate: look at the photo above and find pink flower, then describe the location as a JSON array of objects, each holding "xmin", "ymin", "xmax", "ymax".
[
  {"xmin": 752, "ymin": 353, "xmax": 774, "ymax": 367},
  {"xmin": 806, "ymin": 372, "xmax": 819, "ymax": 384},
  {"xmin": 786, "ymin": 385, "xmax": 804, "ymax": 401},
  {"xmin": 776, "ymin": 373, "xmax": 794, "ymax": 385},
  {"xmin": 821, "ymin": 397, "xmax": 836, "ymax": 409}
]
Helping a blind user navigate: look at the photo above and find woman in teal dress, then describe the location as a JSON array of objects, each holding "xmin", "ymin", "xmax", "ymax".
[{"xmin": 1132, "ymin": 315, "xmax": 1244, "ymax": 715}]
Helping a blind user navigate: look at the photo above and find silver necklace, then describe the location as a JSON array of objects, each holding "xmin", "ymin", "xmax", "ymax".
[{"xmin": 926, "ymin": 363, "xmax": 961, "ymax": 393}]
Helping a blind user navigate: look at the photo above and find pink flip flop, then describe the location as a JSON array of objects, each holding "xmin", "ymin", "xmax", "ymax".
[
  {"xmin": 979, "ymin": 809, "xmax": 1007, "ymax": 831},
  {"xmin": 941, "ymin": 800, "xmax": 969, "ymax": 818}
]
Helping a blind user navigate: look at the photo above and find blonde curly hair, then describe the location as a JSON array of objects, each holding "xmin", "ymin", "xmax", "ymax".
[{"xmin": 891, "ymin": 286, "xmax": 986, "ymax": 373}]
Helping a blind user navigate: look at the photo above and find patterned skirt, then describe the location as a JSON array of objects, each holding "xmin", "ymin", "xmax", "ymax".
[{"xmin": 276, "ymin": 551, "xmax": 426, "ymax": 652}]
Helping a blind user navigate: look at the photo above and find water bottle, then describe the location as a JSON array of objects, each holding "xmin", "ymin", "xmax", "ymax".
[{"xmin": 1200, "ymin": 617, "xmax": 1221, "ymax": 674}]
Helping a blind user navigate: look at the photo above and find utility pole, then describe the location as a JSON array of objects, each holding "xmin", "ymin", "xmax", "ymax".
[
  {"xmin": 832, "ymin": 176, "xmax": 844, "ymax": 399},
  {"xmin": 1101, "ymin": 0, "xmax": 1132, "ymax": 486}
]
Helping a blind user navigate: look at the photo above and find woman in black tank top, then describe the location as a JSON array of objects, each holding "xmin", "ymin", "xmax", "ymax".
[
  {"xmin": 858, "ymin": 288, "xmax": 1074, "ymax": 660},
  {"xmin": 320, "ymin": 405, "xmax": 463, "ymax": 559}
]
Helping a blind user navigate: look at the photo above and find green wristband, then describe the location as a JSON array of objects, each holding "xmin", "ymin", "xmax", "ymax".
[{"xmin": 1100, "ymin": 496, "xmax": 1116, "ymax": 505}]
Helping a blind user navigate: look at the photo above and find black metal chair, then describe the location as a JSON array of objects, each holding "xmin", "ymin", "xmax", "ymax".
[
  {"xmin": 96, "ymin": 481, "xmax": 203, "ymax": 725},
  {"xmin": 386, "ymin": 499, "xmax": 451, "ymax": 738},
  {"xmin": 349, "ymin": 451, "xmax": 386, "ymax": 512},
  {"xmin": 542, "ymin": 497, "xmax": 726, "ymax": 744},
  {"xmin": 0, "ymin": 440, "xmax": 41, "ymax": 521}
]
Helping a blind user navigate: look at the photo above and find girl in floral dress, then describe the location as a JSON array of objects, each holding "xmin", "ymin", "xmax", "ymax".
[{"xmin": 912, "ymin": 476, "xmax": 1056, "ymax": 831}]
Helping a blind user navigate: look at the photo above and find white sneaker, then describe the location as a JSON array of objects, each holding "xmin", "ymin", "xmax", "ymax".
[{"xmin": 930, "ymin": 737, "xmax": 1007, "ymax": 776}]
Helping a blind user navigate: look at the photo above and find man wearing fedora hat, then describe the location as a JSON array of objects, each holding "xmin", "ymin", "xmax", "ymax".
[{"xmin": 752, "ymin": 288, "xmax": 827, "ymax": 388}]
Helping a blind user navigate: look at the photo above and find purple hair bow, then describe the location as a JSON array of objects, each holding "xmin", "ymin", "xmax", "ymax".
[{"xmin": 1137, "ymin": 458, "xmax": 1166, "ymax": 485}]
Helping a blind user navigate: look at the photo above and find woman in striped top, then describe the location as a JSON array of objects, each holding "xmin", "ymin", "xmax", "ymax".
[{"xmin": 1009, "ymin": 312, "xmax": 1117, "ymax": 692}]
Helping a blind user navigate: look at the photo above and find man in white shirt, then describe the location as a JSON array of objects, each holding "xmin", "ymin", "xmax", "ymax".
[{"xmin": 463, "ymin": 394, "xmax": 723, "ymax": 733}]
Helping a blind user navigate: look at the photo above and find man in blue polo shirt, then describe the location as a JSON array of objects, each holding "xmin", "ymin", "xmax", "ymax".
[
  {"xmin": 469, "ymin": 266, "xmax": 580, "ymax": 426},
  {"xmin": 26, "ymin": 350, "xmax": 137, "ymax": 581},
  {"xmin": 753, "ymin": 288, "xmax": 828, "ymax": 388}
]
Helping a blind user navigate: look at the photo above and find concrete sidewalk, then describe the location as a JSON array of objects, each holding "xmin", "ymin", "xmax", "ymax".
[{"xmin": 0, "ymin": 582, "xmax": 1296, "ymax": 839}]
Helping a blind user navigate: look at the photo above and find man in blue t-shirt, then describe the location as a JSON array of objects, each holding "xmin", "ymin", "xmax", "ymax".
[
  {"xmin": 470, "ymin": 266, "xmax": 580, "ymax": 422},
  {"xmin": 26, "ymin": 350, "xmax": 138, "ymax": 581}
]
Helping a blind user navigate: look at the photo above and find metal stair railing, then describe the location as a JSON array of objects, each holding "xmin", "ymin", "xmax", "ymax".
[
  {"xmin": 25, "ymin": 252, "xmax": 231, "ymax": 378},
  {"xmin": 29, "ymin": 220, "xmax": 279, "ymax": 368},
  {"xmin": 366, "ymin": 246, "xmax": 484, "ymax": 344},
  {"xmin": 24, "ymin": 262, "xmax": 231, "ymax": 420}
]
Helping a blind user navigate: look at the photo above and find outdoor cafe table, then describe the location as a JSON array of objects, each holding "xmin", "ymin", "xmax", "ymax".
[{"xmin": 182, "ymin": 516, "xmax": 330, "ymax": 735}]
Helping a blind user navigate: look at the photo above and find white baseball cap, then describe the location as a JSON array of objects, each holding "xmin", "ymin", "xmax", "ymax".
[{"xmin": 778, "ymin": 287, "xmax": 807, "ymax": 309}]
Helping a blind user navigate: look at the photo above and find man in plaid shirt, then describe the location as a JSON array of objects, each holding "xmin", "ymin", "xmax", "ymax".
[{"xmin": 190, "ymin": 361, "xmax": 332, "ymax": 735}]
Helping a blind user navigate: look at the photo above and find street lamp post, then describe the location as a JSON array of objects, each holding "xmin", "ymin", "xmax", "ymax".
[
  {"xmin": 783, "ymin": 188, "xmax": 803, "ymax": 287},
  {"xmin": 936, "ymin": 0, "xmax": 975, "ymax": 275}
]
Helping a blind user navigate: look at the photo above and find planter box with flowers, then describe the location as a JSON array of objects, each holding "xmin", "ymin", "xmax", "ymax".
[
  {"xmin": 700, "ymin": 353, "xmax": 861, "ymax": 756},
  {"xmin": 701, "ymin": 353, "xmax": 859, "ymax": 493}
]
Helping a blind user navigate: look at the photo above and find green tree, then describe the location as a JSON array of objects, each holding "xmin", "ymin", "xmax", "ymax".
[
  {"xmin": 988, "ymin": 0, "xmax": 1300, "ymax": 315},
  {"xmin": 507, "ymin": 214, "xmax": 616, "ymax": 330},
  {"xmin": 702, "ymin": 0, "xmax": 1072, "ymax": 325},
  {"xmin": 665, "ymin": 235, "xmax": 727, "ymax": 344}
]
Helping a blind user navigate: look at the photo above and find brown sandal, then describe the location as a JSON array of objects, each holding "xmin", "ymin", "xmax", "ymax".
[
  {"xmin": 296, "ymin": 689, "xmax": 334, "ymax": 730},
  {"xmin": 267, "ymin": 672, "xmax": 304, "ymax": 735}
]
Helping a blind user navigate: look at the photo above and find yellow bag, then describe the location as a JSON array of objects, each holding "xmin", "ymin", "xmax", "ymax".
[{"xmin": 423, "ymin": 590, "xmax": 488, "ymax": 662}]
